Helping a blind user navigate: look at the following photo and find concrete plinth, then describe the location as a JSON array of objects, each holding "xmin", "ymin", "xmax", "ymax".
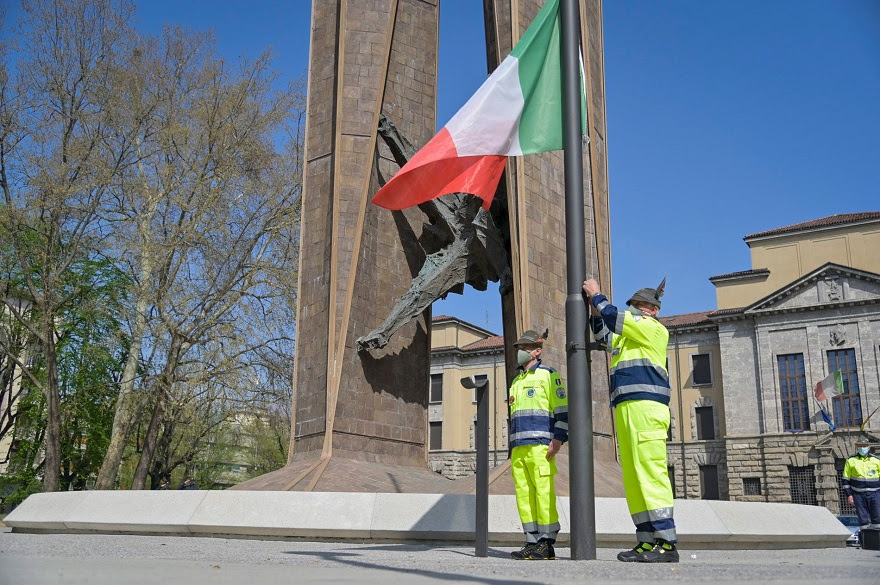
[{"xmin": 5, "ymin": 491, "xmax": 850, "ymax": 549}]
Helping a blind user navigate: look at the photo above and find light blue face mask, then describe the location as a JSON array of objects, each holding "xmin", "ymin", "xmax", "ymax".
[{"xmin": 858, "ymin": 447, "xmax": 870, "ymax": 457}]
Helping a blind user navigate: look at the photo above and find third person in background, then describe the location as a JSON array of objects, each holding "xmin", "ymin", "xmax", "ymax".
[{"xmin": 843, "ymin": 440, "xmax": 880, "ymax": 535}]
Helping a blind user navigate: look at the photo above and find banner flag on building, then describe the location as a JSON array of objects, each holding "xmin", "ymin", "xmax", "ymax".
[
  {"xmin": 861, "ymin": 404, "xmax": 880, "ymax": 432},
  {"xmin": 371, "ymin": 0, "xmax": 585, "ymax": 211},
  {"xmin": 814, "ymin": 370, "xmax": 844, "ymax": 402},
  {"xmin": 814, "ymin": 400, "xmax": 837, "ymax": 431}
]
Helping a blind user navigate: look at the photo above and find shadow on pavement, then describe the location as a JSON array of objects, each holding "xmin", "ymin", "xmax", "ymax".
[{"xmin": 282, "ymin": 544, "xmax": 548, "ymax": 584}]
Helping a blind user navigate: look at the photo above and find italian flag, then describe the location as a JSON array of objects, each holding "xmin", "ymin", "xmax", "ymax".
[
  {"xmin": 814, "ymin": 370, "xmax": 844, "ymax": 402},
  {"xmin": 372, "ymin": 0, "xmax": 584, "ymax": 211}
]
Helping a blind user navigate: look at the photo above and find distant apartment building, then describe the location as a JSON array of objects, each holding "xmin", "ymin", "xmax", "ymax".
[
  {"xmin": 428, "ymin": 315, "xmax": 507, "ymax": 477},
  {"xmin": 430, "ymin": 212, "xmax": 880, "ymax": 517},
  {"xmin": 0, "ymin": 298, "xmax": 31, "ymax": 477}
]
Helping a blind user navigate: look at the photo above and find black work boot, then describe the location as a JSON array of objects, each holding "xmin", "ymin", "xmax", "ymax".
[
  {"xmin": 637, "ymin": 540, "xmax": 679, "ymax": 563},
  {"xmin": 524, "ymin": 539, "xmax": 555, "ymax": 560},
  {"xmin": 510, "ymin": 542, "xmax": 538, "ymax": 560},
  {"xmin": 617, "ymin": 542, "xmax": 654, "ymax": 562}
]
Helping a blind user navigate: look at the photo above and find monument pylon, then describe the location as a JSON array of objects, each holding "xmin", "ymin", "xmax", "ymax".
[{"xmin": 233, "ymin": 0, "xmax": 621, "ymax": 496}]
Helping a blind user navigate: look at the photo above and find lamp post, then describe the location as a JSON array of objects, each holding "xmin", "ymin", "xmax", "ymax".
[{"xmin": 461, "ymin": 374, "xmax": 489, "ymax": 557}]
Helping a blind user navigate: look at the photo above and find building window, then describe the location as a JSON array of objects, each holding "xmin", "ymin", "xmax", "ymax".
[
  {"xmin": 691, "ymin": 353, "xmax": 712, "ymax": 385},
  {"xmin": 788, "ymin": 465, "xmax": 817, "ymax": 506},
  {"xmin": 429, "ymin": 421, "xmax": 442, "ymax": 450},
  {"xmin": 743, "ymin": 477, "xmax": 762, "ymax": 496},
  {"xmin": 835, "ymin": 459, "xmax": 857, "ymax": 515},
  {"xmin": 668, "ymin": 466, "xmax": 676, "ymax": 499},
  {"xmin": 695, "ymin": 406, "xmax": 715, "ymax": 440},
  {"xmin": 700, "ymin": 465, "xmax": 720, "ymax": 500},
  {"xmin": 429, "ymin": 373, "xmax": 443, "ymax": 404},
  {"xmin": 472, "ymin": 374, "xmax": 488, "ymax": 403},
  {"xmin": 777, "ymin": 353, "xmax": 810, "ymax": 431},
  {"xmin": 827, "ymin": 349, "xmax": 862, "ymax": 428}
]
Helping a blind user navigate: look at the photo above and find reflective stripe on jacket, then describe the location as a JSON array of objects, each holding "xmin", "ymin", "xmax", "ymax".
[
  {"xmin": 843, "ymin": 454, "xmax": 880, "ymax": 494},
  {"xmin": 508, "ymin": 360, "xmax": 568, "ymax": 448},
  {"xmin": 590, "ymin": 293, "xmax": 670, "ymax": 407}
]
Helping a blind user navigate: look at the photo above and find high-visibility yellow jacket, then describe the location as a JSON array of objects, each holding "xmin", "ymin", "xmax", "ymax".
[
  {"xmin": 589, "ymin": 293, "xmax": 670, "ymax": 407},
  {"xmin": 843, "ymin": 454, "xmax": 880, "ymax": 495},
  {"xmin": 508, "ymin": 360, "xmax": 568, "ymax": 448}
]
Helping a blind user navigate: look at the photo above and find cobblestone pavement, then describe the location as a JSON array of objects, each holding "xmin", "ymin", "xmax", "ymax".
[{"xmin": 1, "ymin": 529, "xmax": 878, "ymax": 585}]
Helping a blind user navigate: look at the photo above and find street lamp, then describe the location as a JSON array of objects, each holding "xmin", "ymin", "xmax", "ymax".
[{"xmin": 461, "ymin": 374, "xmax": 489, "ymax": 557}]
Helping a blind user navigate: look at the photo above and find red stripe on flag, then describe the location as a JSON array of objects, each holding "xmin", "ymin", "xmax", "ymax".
[
  {"xmin": 814, "ymin": 381, "xmax": 825, "ymax": 402},
  {"xmin": 371, "ymin": 127, "xmax": 507, "ymax": 210}
]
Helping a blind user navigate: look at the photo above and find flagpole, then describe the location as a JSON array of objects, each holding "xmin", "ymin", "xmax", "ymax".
[{"xmin": 560, "ymin": 0, "xmax": 596, "ymax": 560}]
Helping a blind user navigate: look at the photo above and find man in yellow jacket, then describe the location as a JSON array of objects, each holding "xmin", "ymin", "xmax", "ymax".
[
  {"xmin": 508, "ymin": 328, "xmax": 568, "ymax": 561},
  {"xmin": 583, "ymin": 278, "xmax": 678, "ymax": 563},
  {"xmin": 843, "ymin": 440, "xmax": 880, "ymax": 531}
]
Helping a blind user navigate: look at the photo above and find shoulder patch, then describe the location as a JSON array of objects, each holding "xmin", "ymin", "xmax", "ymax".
[{"xmin": 556, "ymin": 387, "xmax": 566, "ymax": 399}]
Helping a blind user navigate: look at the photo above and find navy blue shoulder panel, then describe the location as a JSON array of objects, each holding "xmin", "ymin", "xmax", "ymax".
[{"xmin": 537, "ymin": 364, "xmax": 557, "ymax": 374}]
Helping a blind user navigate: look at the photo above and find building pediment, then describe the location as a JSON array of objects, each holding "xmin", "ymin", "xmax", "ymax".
[{"xmin": 743, "ymin": 263, "xmax": 880, "ymax": 315}]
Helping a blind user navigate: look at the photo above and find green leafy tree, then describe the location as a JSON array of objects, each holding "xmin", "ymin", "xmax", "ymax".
[
  {"xmin": 0, "ymin": 0, "xmax": 135, "ymax": 492},
  {"xmin": 0, "ymin": 250, "xmax": 127, "ymax": 501}
]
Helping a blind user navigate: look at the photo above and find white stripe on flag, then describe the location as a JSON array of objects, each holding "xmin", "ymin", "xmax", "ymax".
[
  {"xmin": 445, "ymin": 56, "xmax": 525, "ymax": 156},
  {"xmin": 814, "ymin": 371, "xmax": 843, "ymax": 402}
]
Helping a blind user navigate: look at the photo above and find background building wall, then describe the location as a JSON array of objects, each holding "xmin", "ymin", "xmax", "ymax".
[
  {"xmin": 664, "ymin": 214, "xmax": 880, "ymax": 515},
  {"xmin": 429, "ymin": 316, "xmax": 507, "ymax": 477},
  {"xmin": 715, "ymin": 215, "xmax": 880, "ymax": 309}
]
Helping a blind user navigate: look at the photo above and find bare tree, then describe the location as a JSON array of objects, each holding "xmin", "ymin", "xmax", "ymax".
[
  {"xmin": 2, "ymin": 1, "xmax": 303, "ymax": 492},
  {"xmin": 0, "ymin": 0, "xmax": 134, "ymax": 492},
  {"xmin": 90, "ymin": 25, "xmax": 304, "ymax": 489}
]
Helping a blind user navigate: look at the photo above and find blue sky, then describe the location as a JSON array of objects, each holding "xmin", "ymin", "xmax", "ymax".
[{"xmin": 11, "ymin": 1, "xmax": 878, "ymax": 334}]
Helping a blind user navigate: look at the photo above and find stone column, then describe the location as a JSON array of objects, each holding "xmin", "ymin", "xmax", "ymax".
[
  {"xmin": 490, "ymin": 0, "xmax": 617, "ymax": 468},
  {"xmin": 290, "ymin": 0, "xmax": 441, "ymax": 467}
]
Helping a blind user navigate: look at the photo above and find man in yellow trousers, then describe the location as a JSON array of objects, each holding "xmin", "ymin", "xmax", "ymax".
[
  {"xmin": 508, "ymin": 329, "xmax": 568, "ymax": 560},
  {"xmin": 584, "ymin": 278, "xmax": 679, "ymax": 563}
]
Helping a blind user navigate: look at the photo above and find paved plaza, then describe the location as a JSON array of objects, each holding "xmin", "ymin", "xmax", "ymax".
[{"xmin": 1, "ymin": 528, "xmax": 878, "ymax": 585}]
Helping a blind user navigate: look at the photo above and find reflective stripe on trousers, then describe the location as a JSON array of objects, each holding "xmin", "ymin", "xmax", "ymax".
[
  {"xmin": 511, "ymin": 443, "xmax": 560, "ymax": 543},
  {"xmin": 616, "ymin": 400, "xmax": 677, "ymax": 543}
]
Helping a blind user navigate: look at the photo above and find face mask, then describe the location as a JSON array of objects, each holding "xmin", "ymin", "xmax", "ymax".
[
  {"xmin": 517, "ymin": 349, "xmax": 534, "ymax": 366},
  {"xmin": 858, "ymin": 447, "xmax": 870, "ymax": 457},
  {"xmin": 628, "ymin": 305, "xmax": 646, "ymax": 316}
]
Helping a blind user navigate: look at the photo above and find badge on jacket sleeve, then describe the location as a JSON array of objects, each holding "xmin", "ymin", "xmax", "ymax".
[{"xmin": 557, "ymin": 387, "xmax": 566, "ymax": 398}]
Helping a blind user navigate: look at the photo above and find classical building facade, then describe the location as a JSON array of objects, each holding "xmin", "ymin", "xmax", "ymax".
[{"xmin": 662, "ymin": 212, "xmax": 880, "ymax": 514}]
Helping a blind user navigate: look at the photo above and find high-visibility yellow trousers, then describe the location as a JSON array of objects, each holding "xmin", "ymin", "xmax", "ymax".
[
  {"xmin": 615, "ymin": 400, "xmax": 677, "ymax": 543},
  {"xmin": 511, "ymin": 443, "xmax": 560, "ymax": 543}
]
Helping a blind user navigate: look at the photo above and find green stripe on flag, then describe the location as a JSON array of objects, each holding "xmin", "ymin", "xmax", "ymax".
[
  {"xmin": 511, "ymin": 0, "xmax": 585, "ymax": 154},
  {"xmin": 832, "ymin": 370, "xmax": 844, "ymax": 394}
]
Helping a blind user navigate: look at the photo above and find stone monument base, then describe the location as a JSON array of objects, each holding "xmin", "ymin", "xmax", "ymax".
[{"xmin": 229, "ymin": 451, "xmax": 624, "ymax": 497}]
